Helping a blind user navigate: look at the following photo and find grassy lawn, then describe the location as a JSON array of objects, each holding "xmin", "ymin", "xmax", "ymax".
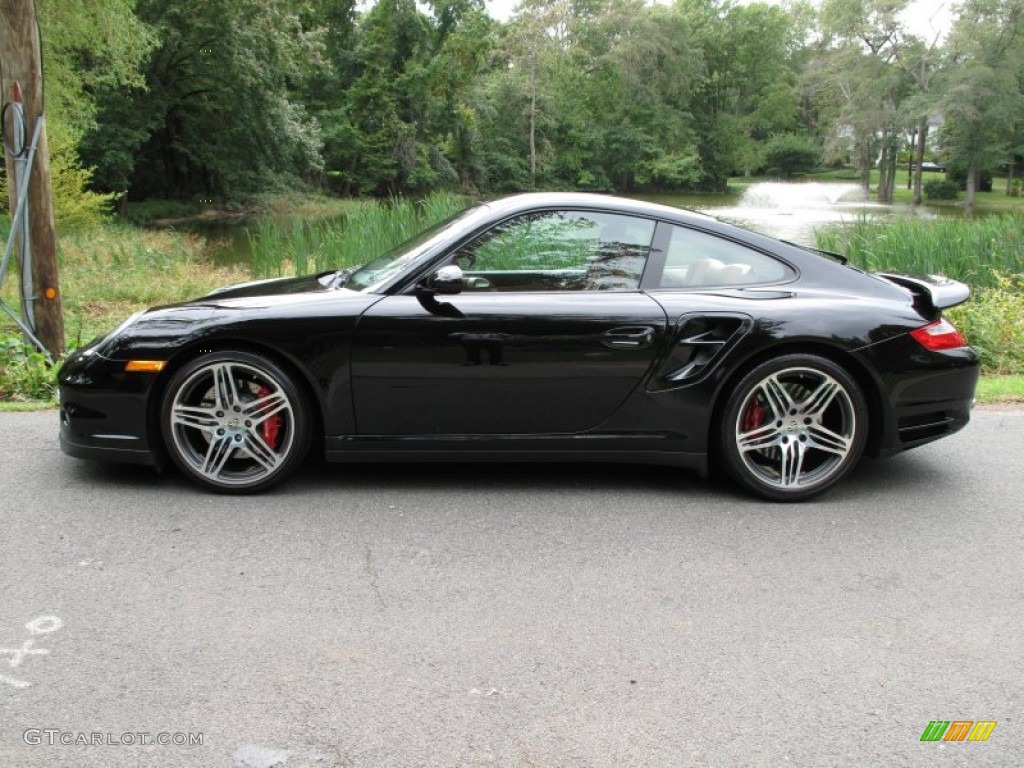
[
  {"xmin": 976, "ymin": 375, "xmax": 1024, "ymax": 404},
  {"xmin": 0, "ymin": 400, "xmax": 53, "ymax": 412}
]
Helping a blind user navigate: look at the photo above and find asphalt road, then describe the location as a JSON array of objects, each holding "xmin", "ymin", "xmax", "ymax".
[{"xmin": 1, "ymin": 408, "xmax": 1022, "ymax": 768}]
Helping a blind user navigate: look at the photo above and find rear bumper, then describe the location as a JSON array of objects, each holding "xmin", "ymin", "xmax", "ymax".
[{"xmin": 858, "ymin": 341, "xmax": 980, "ymax": 458}]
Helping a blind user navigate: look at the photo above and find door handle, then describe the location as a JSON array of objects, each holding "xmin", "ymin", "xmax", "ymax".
[{"xmin": 601, "ymin": 326, "xmax": 656, "ymax": 349}]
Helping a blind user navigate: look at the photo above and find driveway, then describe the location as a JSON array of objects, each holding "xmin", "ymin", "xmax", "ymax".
[{"xmin": 1, "ymin": 408, "xmax": 1022, "ymax": 767}]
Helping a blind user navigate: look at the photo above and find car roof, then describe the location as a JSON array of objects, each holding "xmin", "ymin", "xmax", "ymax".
[{"xmin": 478, "ymin": 192, "xmax": 718, "ymax": 226}]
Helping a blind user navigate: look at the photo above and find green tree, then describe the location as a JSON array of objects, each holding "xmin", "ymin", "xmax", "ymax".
[
  {"xmin": 19, "ymin": 0, "xmax": 154, "ymax": 226},
  {"xmin": 939, "ymin": 0, "xmax": 1024, "ymax": 207},
  {"xmin": 815, "ymin": 0, "xmax": 915, "ymax": 201},
  {"xmin": 675, "ymin": 0, "xmax": 813, "ymax": 190},
  {"xmin": 82, "ymin": 0, "xmax": 323, "ymax": 201},
  {"xmin": 763, "ymin": 133, "xmax": 821, "ymax": 176}
]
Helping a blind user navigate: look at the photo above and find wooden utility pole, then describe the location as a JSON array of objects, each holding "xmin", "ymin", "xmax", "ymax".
[{"xmin": 1, "ymin": 0, "xmax": 64, "ymax": 357}]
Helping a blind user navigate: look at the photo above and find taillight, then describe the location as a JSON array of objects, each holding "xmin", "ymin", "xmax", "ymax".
[{"xmin": 910, "ymin": 318, "xmax": 966, "ymax": 350}]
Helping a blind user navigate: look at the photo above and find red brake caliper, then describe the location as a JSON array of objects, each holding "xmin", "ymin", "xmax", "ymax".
[
  {"xmin": 257, "ymin": 385, "xmax": 282, "ymax": 448},
  {"xmin": 743, "ymin": 397, "xmax": 766, "ymax": 432}
]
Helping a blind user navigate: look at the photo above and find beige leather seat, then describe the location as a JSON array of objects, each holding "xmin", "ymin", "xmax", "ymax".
[
  {"xmin": 685, "ymin": 258, "xmax": 725, "ymax": 286},
  {"xmin": 684, "ymin": 258, "xmax": 752, "ymax": 287}
]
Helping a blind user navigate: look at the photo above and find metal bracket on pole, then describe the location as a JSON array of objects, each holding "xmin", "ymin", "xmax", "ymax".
[{"xmin": 1, "ymin": 104, "xmax": 52, "ymax": 363}]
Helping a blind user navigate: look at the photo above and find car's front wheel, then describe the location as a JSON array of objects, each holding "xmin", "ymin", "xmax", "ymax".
[
  {"xmin": 718, "ymin": 354, "xmax": 868, "ymax": 501},
  {"xmin": 161, "ymin": 351, "xmax": 311, "ymax": 493}
]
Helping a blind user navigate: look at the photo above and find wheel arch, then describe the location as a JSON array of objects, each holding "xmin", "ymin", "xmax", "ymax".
[
  {"xmin": 708, "ymin": 341, "xmax": 886, "ymax": 461},
  {"xmin": 145, "ymin": 338, "xmax": 329, "ymax": 462}
]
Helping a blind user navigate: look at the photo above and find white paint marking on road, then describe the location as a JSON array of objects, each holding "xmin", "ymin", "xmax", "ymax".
[
  {"xmin": 0, "ymin": 673, "xmax": 30, "ymax": 688},
  {"xmin": 0, "ymin": 638, "xmax": 48, "ymax": 667},
  {"xmin": 0, "ymin": 616, "xmax": 62, "ymax": 688},
  {"xmin": 26, "ymin": 615, "xmax": 63, "ymax": 634}
]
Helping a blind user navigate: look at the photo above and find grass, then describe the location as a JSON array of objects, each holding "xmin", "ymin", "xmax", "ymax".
[
  {"xmin": 54, "ymin": 225, "xmax": 249, "ymax": 346},
  {"xmin": 975, "ymin": 376, "xmax": 1024, "ymax": 404},
  {"xmin": 974, "ymin": 376, "xmax": 1024, "ymax": 405},
  {"xmin": 814, "ymin": 213, "xmax": 1024, "ymax": 289},
  {"xmin": 1, "ymin": 222, "xmax": 248, "ymax": 406},
  {"xmin": 0, "ymin": 399, "xmax": 53, "ymax": 411},
  {"xmin": 248, "ymin": 192, "xmax": 467, "ymax": 278}
]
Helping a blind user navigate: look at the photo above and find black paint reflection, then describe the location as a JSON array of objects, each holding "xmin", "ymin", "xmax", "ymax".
[{"xmin": 450, "ymin": 332, "xmax": 512, "ymax": 366}]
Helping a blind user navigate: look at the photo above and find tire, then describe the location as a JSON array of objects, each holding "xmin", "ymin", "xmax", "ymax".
[
  {"xmin": 161, "ymin": 350, "xmax": 312, "ymax": 493},
  {"xmin": 718, "ymin": 354, "xmax": 868, "ymax": 502}
]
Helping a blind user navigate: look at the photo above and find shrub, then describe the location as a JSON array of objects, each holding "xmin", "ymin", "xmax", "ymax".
[
  {"xmin": 947, "ymin": 275, "xmax": 1024, "ymax": 375},
  {"xmin": 923, "ymin": 179, "xmax": 959, "ymax": 200},
  {"xmin": 762, "ymin": 134, "xmax": 821, "ymax": 177},
  {"xmin": 946, "ymin": 166, "xmax": 993, "ymax": 192},
  {"xmin": 636, "ymin": 152, "xmax": 703, "ymax": 189},
  {"xmin": 816, "ymin": 216, "xmax": 1024, "ymax": 375},
  {"xmin": 0, "ymin": 336, "xmax": 57, "ymax": 402},
  {"xmin": 942, "ymin": 276, "xmax": 1024, "ymax": 372}
]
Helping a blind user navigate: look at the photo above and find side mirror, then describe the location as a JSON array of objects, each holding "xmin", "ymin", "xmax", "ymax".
[{"xmin": 423, "ymin": 264, "xmax": 464, "ymax": 295}]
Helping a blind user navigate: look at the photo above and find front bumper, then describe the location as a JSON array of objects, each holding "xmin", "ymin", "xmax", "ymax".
[{"xmin": 58, "ymin": 347, "xmax": 161, "ymax": 467}]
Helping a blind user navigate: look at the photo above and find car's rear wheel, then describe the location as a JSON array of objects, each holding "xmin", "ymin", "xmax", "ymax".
[
  {"xmin": 161, "ymin": 351, "xmax": 311, "ymax": 493},
  {"xmin": 718, "ymin": 354, "xmax": 868, "ymax": 501}
]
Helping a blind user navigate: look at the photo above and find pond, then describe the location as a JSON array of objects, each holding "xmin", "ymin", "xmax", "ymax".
[
  {"xmin": 637, "ymin": 182, "xmax": 956, "ymax": 245},
  {"xmin": 177, "ymin": 182, "xmax": 963, "ymax": 266}
]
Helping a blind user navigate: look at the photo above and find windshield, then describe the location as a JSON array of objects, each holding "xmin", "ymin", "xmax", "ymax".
[{"xmin": 346, "ymin": 205, "xmax": 482, "ymax": 292}]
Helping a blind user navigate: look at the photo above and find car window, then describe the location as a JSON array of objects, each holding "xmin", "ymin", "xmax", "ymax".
[
  {"xmin": 658, "ymin": 225, "xmax": 791, "ymax": 288},
  {"xmin": 454, "ymin": 210, "xmax": 656, "ymax": 292}
]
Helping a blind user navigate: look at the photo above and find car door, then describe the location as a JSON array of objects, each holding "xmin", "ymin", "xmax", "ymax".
[{"xmin": 350, "ymin": 209, "xmax": 669, "ymax": 436}]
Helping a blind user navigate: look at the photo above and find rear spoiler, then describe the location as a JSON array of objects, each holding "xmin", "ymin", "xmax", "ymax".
[{"xmin": 875, "ymin": 272, "xmax": 971, "ymax": 312}]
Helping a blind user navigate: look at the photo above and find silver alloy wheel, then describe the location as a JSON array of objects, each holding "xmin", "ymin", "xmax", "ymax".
[
  {"xmin": 168, "ymin": 360, "xmax": 296, "ymax": 487},
  {"xmin": 733, "ymin": 366, "xmax": 856, "ymax": 491}
]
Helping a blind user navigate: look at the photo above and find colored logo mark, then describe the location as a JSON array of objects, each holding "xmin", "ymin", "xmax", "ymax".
[{"xmin": 920, "ymin": 720, "xmax": 997, "ymax": 742}]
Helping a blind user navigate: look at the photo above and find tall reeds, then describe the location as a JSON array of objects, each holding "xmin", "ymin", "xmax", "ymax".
[
  {"xmin": 247, "ymin": 192, "xmax": 468, "ymax": 278},
  {"xmin": 815, "ymin": 213, "xmax": 1024, "ymax": 288}
]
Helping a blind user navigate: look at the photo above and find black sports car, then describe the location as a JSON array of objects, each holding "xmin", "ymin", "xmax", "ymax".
[{"xmin": 58, "ymin": 193, "xmax": 979, "ymax": 501}]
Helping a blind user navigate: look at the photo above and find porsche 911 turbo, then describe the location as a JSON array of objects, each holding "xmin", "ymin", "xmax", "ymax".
[{"xmin": 58, "ymin": 193, "xmax": 979, "ymax": 500}]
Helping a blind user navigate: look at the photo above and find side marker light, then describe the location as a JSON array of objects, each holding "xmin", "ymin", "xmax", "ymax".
[{"xmin": 125, "ymin": 360, "xmax": 167, "ymax": 372}]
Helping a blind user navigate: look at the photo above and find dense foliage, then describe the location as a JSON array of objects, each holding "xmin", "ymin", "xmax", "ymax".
[
  {"xmin": 5, "ymin": 0, "xmax": 1021, "ymax": 221},
  {"xmin": 814, "ymin": 213, "xmax": 1024, "ymax": 289}
]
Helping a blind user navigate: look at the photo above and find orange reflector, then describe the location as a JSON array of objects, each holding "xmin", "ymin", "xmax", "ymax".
[
  {"xmin": 125, "ymin": 360, "xmax": 167, "ymax": 372},
  {"xmin": 44, "ymin": 287, "xmax": 58, "ymax": 299}
]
